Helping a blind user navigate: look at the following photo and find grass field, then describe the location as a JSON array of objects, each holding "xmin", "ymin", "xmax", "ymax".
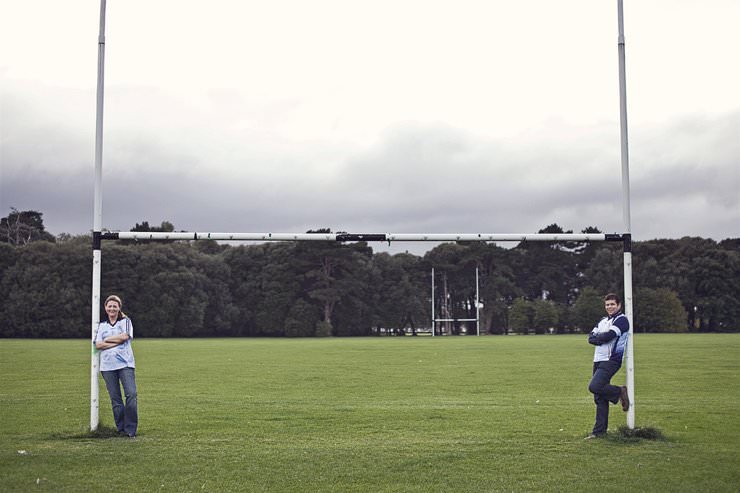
[{"xmin": 1, "ymin": 334, "xmax": 739, "ymax": 492}]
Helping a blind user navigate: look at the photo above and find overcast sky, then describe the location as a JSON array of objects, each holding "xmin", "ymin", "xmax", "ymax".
[{"xmin": 1, "ymin": 0, "xmax": 738, "ymax": 254}]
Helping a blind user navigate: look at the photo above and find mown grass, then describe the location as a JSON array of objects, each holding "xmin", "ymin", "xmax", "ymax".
[{"xmin": 1, "ymin": 334, "xmax": 739, "ymax": 492}]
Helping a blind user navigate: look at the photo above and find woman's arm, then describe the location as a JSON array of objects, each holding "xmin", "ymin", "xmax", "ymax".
[
  {"xmin": 95, "ymin": 340, "xmax": 120, "ymax": 350},
  {"xmin": 104, "ymin": 333, "xmax": 130, "ymax": 344}
]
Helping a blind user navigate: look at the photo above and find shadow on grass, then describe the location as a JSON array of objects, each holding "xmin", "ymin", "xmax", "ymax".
[
  {"xmin": 608, "ymin": 425, "xmax": 666, "ymax": 443},
  {"xmin": 48, "ymin": 425, "xmax": 123, "ymax": 440}
]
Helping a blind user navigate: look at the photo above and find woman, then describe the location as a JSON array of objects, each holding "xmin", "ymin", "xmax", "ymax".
[{"xmin": 95, "ymin": 294, "xmax": 138, "ymax": 438}]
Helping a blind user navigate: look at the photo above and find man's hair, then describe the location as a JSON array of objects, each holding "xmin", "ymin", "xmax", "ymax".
[{"xmin": 604, "ymin": 293, "xmax": 621, "ymax": 304}]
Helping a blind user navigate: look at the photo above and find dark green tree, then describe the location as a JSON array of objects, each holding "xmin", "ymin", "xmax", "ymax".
[
  {"xmin": 532, "ymin": 299, "xmax": 559, "ymax": 334},
  {"xmin": 513, "ymin": 224, "xmax": 579, "ymax": 304},
  {"xmin": 633, "ymin": 287, "xmax": 688, "ymax": 332},
  {"xmin": 330, "ymin": 242, "xmax": 376, "ymax": 336},
  {"xmin": 509, "ymin": 298, "xmax": 535, "ymax": 334},
  {"xmin": 0, "ymin": 208, "xmax": 55, "ymax": 245},
  {"xmin": 100, "ymin": 242, "xmax": 236, "ymax": 337},
  {"xmin": 131, "ymin": 220, "xmax": 175, "ymax": 232},
  {"xmin": 424, "ymin": 243, "xmax": 476, "ymax": 335},
  {"xmin": 456, "ymin": 242, "xmax": 519, "ymax": 335},
  {"xmin": 253, "ymin": 243, "xmax": 302, "ymax": 336},
  {"xmin": 571, "ymin": 287, "xmax": 604, "ymax": 332},
  {"xmin": 690, "ymin": 248, "xmax": 740, "ymax": 331},
  {"xmin": 0, "ymin": 241, "xmax": 88, "ymax": 337},
  {"xmin": 284, "ymin": 299, "xmax": 321, "ymax": 337},
  {"xmin": 582, "ymin": 246, "xmax": 623, "ymax": 295},
  {"xmin": 292, "ymin": 230, "xmax": 376, "ymax": 336},
  {"xmin": 371, "ymin": 252, "xmax": 428, "ymax": 334}
]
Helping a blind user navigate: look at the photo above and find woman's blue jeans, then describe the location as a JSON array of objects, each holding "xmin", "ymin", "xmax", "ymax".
[{"xmin": 101, "ymin": 367, "xmax": 138, "ymax": 436}]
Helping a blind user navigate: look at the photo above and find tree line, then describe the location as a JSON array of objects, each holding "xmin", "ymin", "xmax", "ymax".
[{"xmin": 1, "ymin": 210, "xmax": 738, "ymax": 338}]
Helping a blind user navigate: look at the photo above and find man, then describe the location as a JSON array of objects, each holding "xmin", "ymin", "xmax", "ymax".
[{"xmin": 585, "ymin": 293, "xmax": 630, "ymax": 439}]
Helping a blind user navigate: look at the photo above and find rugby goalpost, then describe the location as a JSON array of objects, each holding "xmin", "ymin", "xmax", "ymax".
[
  {"xmin": 90, "ymin": 0, "xmax": 635, "ymax": 431},
  {"xmin": 431, "ymin": 267, "xmax": 480, "ymax": 337}
]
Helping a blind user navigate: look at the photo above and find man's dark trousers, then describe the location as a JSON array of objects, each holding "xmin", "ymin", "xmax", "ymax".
[{"xmin": 588, "ymin": 360, "xmax": 622, "ymax": 435}]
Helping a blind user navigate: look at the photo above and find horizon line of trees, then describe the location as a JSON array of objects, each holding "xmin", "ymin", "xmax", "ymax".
[{"xmin": 1, "ymin": 209, "xmax": 738, "ymax": 338}]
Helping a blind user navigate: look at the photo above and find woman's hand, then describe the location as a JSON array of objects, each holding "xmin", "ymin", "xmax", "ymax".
[
  {"xmin": 96, "ymin": 333, "xmax": 129, "ymax": 350},
  {"xmin": 95, "ymin": 340, "xmax": 120, "ymax": 350},
  {"xmin": 104, "ymin": 333, "xmax": 129, "ymax": 344}
]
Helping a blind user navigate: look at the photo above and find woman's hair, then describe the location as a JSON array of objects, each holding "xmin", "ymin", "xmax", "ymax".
[{"xmin": 104, "ymin": 294, "xmax": 128, "ymax": 320}]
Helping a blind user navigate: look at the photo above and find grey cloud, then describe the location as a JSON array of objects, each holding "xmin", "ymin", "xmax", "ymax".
[
  {"xmin": 2, "ymin": 96, "xmax": 738, "ymax": 248},
  {"xmin": 632, "ymin": 113, "xmax": 740, "ymax": 209}
]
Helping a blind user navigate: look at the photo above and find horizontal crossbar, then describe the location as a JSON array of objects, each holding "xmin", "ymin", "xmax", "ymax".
[{"xmin": 102, "ymin": 232, "xmax": 623, "ymax": 242}]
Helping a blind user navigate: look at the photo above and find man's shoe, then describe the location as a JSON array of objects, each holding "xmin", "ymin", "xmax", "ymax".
[
  {"xmin": 584, "ymin": 433, "xmax": 602, "ymax": 440},
  {"xmin": 620, "ymin": 385, "xmax": 629, "ymax": 412}
]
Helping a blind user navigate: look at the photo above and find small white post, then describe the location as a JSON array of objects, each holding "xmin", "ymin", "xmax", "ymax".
[
  {"xmin": 475, "ymin": 267, "xmax": 480, "ymax": 336},
  {"xmin": 90, "ymin": 0, "xmax": 107, "ymax": 432},
  {"xmin": 431, "ymin": 268, "xmax": 435, "ymax": 337}
]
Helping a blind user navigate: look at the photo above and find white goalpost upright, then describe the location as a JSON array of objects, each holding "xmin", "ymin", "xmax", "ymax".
[
  {"xmin": 89, "ymin": 0, "xmax": 636, "ymax": 430},
  {"xmin": 617, "ymin": 0, "xmax": 636, "ymax": 428},
  {"xmin": 90, "ymin": 0, "xmax": 107, "ymax": 432}
]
